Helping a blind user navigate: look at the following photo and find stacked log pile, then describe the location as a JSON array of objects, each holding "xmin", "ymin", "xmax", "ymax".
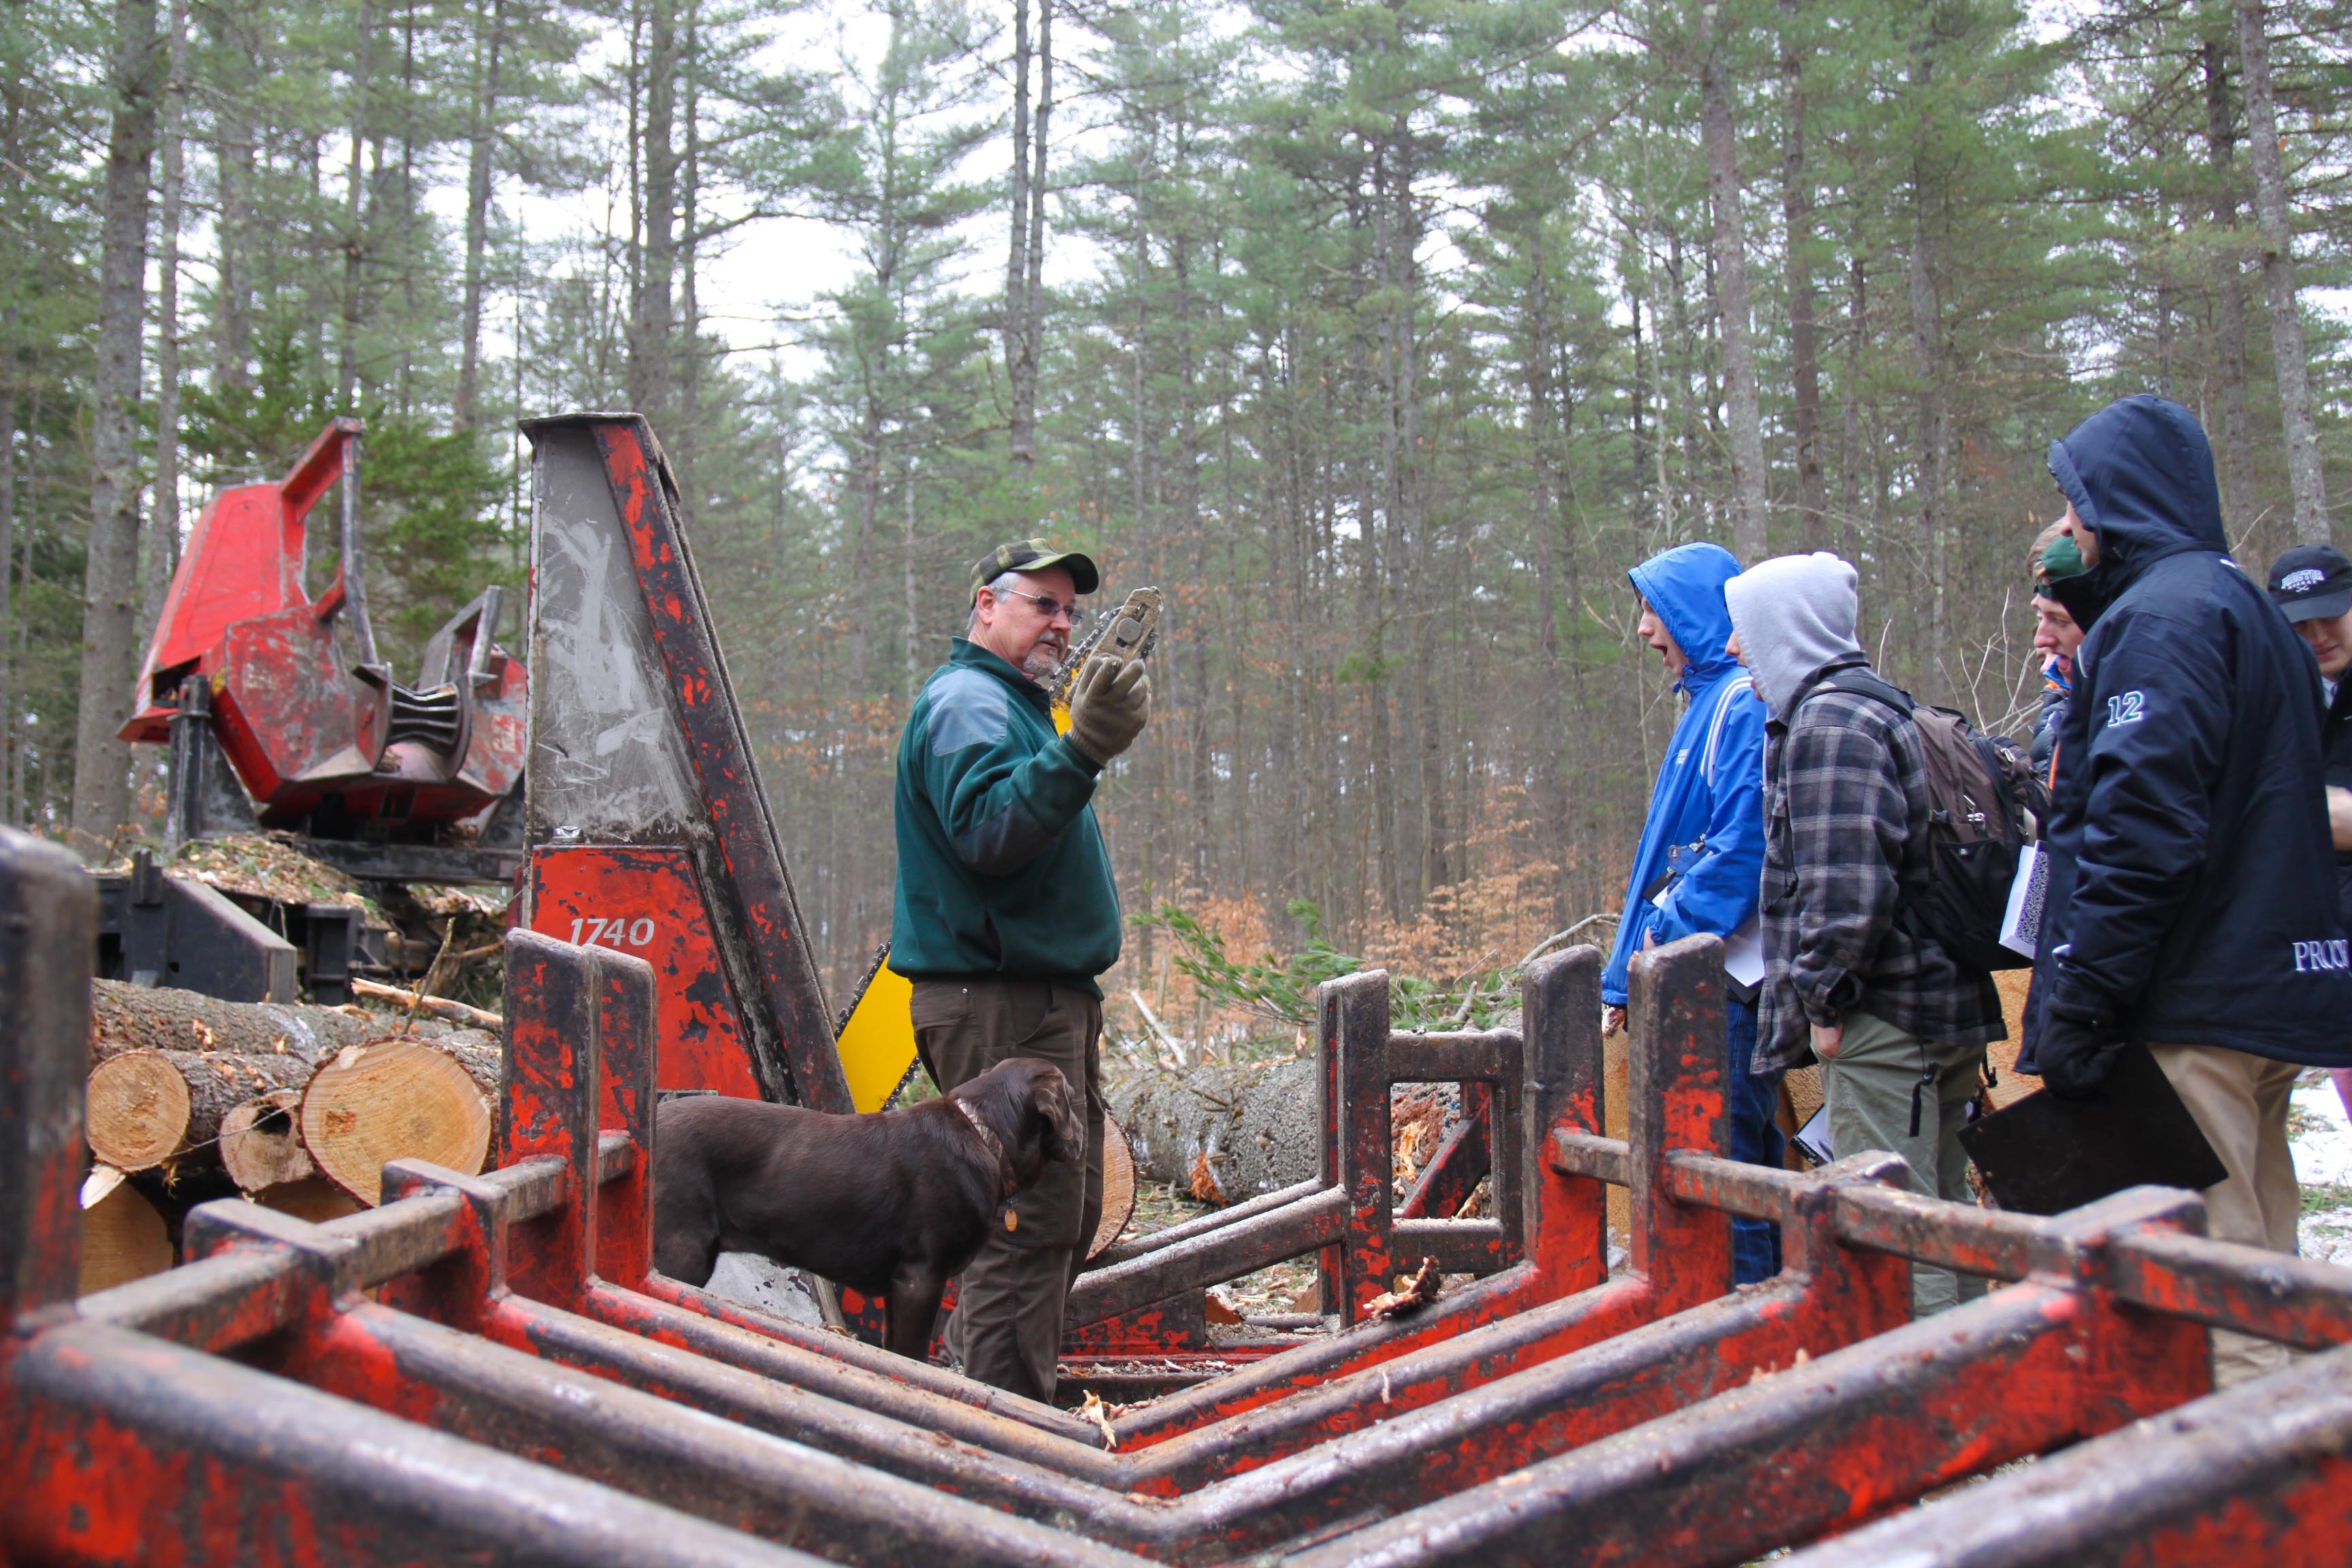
[{"xmin": 80, "ymin": 980, "xmax": 502, "ymax": 1292}]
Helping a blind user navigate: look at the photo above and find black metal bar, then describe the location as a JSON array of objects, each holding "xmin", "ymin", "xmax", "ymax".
[
  {"xmin": 1549, "ymin": 1130, "xmax": 1629, "ymax": 1185},
  {"xmin": 1065, "ymin": 1187, "xmax": 1349, "ymax": 1327},
  {"xmin": 0, "ymin": 1320, "xmax": 828, "ymax": 1568},
  {"xmin": 1625, "ymin": 936, "xmax": 1730, "ymax": 1309},
  {"xmin": 1090, "ymin": 1179, "xmax": 1328, "ymax": 1269},
  {"xmin": 0, "ymin": 828, "xmax": 92, "ymax": 1328},
  {"xmin": 1776, "ymin": 1343, "xmax": 2352, "ymax": 1568},
  {"xmin": 1389, "ymin": 1219, "xmax": 1506, "ymax": 1274},
  {"xmin": 1516, "ymin": 947, "xmax": 1603, "ymax": 1296},
  {"xmin": 1273, "ymin": 1286, "xmax": 2106, "ymax": 1568},
  {"xmin": 272, "ymin": 1301, "xmax": 1154, "ymax": 1568},
  {"xmin": 1384, "ymin": 1031, "xmax": 1517, "ymax": 1083},
  {"xmin": 2108, "ymin": 1224, "xmax": 2352, "ymax": 1351}
]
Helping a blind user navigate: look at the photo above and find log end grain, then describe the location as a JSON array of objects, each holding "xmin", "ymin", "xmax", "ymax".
[
  {"xmin": 220, "ymin": 1090, "xmax": 316, "ymax": 1192},
  {"xmin": 1089, "ymin": 1113, "xmax": 1137, "ymax": 1260},
  {"xmin": 301, "ymin": 1039, "xmax": 493, "ymax": 1206},
  {"xmin": 86, "ymin": 1051, "xmax": 194, "ymax": 1173},
  {"xmin": 253, "ymin": 1175, "xmax": 367, "ymax": 1225},
  {"xmin": 80, "ymin": 1179, "xmax": 173, "ymax": 1293}
]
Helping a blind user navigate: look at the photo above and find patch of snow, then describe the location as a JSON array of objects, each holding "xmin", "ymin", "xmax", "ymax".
[
  {"xmin": 2293, "ymin": 1080, "xmax": 2352, "ymax": 1188},
  {"xmin": 704, "ymin": 1253, "xmax": 829, "ymax": 1327}
]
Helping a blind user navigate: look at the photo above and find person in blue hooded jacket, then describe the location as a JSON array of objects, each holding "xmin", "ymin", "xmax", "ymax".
[
  {"xmin": 2029, "ymin": 395, "xmax": 2352, "ymax": 1384},
  {"xmin": 1601, "ymin": 542, "xmax": 1781, "ymax": 1283}
]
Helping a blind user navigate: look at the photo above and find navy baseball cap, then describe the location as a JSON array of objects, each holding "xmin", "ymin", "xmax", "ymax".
[{"xmin": 2267, "ymin": 543, "xmax": 2352, "ymax": 623}]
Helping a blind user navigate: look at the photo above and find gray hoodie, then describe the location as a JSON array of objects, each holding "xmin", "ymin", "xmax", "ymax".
[{"xmin": 1722, "ymin": 553, "xmax": 1864, "ymax": 719}]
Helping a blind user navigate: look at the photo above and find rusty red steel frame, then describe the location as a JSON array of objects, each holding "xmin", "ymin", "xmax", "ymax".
[
  {"xmin": 519, "ymin": 413, "xmax": 847, "ymax": 1111},
  {"xmin": 14, "ymin": 824, "xmax": 2352, "ymax": 1563}
]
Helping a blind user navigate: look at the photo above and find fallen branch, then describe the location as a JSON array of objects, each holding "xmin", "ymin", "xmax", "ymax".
[{"xmin": 350, "ymin": 977, "xmax": 504, "ymax": 1032}]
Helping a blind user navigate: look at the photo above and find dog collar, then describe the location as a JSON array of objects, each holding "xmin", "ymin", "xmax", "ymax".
[{"xmin": 951, "ymin": 1095, "xmax": 1022, "ymax": 1205}]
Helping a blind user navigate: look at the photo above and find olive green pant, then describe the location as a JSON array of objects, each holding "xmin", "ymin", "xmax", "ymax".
[
  {"xmin": 911, "ymin": 977, "xmax": 1105, "ymax": 1402},
  {"xmin": 1821, "ymin": 1009, "xmax": 1989, "ymax": 1319}
]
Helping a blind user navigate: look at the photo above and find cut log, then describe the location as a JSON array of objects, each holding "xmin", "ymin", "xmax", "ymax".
[
  {"xmin": 253, "ymin": 1174, "xmax": 366, "ymax": 1225},
  {"xmin": 89, "ymin": 977, "xmax": 478, "ymax": 1066},
  {"xmin": 86, "ymin": 1049, "xmax": 317, "ymax": 1173},
  {"xmin": 300, "ymin": 1036, "xmax": 497, "ymax": 1205},
  {"xmin": 80, "ymin": 1177, "xmax": 173, "ymax": 1293},
  {"xmin": 220, "ymin": 1089, "xmax": 315, "ymax": 1192},
  {"xmin": 1113, "ymin": 1055, "xmax": 1322, "ymax": 1200},
  {"xmin": 1088, "ymin": 1113, "xmax": 1137, "ymax": 1260}
]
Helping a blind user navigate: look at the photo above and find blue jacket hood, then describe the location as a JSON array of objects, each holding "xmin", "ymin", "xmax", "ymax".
[
  {"xmin": 2046, "ymin": 395, "xmax": 2226, "ymax": 594},
  {"xmin": 1628, "ymin": 542, "xmax": 1744, "ymax": 692}
]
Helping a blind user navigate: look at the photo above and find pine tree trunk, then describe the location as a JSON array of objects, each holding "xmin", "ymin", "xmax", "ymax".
[
  {"xmin": 1525, "ymin": 228, "xmax": 1570, "ymax": 925},
  {"xmin": 1005, "ymin": 0, "xmax": 1039, "ymax": 466},
  {"xmin": 209, "ymin": 2, "xmax": 254, "ymax": 392},
  {"xmin": 338, "ymin": 0, "xmax": 372, "ymax": 412},
  {"xmin": 1700, "ymin": 20, "xmax": 1769, "ymax": 564},
  {"xmin": 1, "ymin": 360, "xmax": 14, "ymax": 829},
  {"xmin": 630, "ymin": 0, "xmax": 679, "ymax": 427},
  {"xmin": 2204, "ymin": 30, "xmax": 2257, "ymax": 536},
  {"xmin": 1021, "ymin": 0, "xmax": 1051, "ymax": 464},
  {"xmin": 455, "ymin": 0, "xmax": 506, "ymax": 429},
  {"xmin": 1906, "ymin": 25, "xmax": 1951, "ymax": 702},
  {"xmin": 672, "ymin": 0, "xmax": 701, "ymax": 517},
  {"xmin": 144, "ymin": 0, "xmax": 187, "ymax": 643},
  {"xmin": 2235, "ymin": 0, "xmax": 2329, "ymax": 542},
  {"xmin": 1780, "ymin": 3, "xmax": 1827, "ymax": 555},
  {"xmin": 71, "ymin": 0, "xmax": 163, "ymax": 862}
]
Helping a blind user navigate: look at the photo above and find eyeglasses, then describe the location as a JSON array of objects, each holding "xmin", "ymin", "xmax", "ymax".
[{"xmin": 994, "ymin": 586, "xmax": 1089, "ymax": 627}]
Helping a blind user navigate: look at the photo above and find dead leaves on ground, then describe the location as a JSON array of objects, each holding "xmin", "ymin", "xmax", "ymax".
[
  {"xmin": 1363, "ymin": 1256, "xmax": 1443, "ymax": 1321},
  {"xmin": 1077, "ymin": 1390, "xmax": 1124, "ymax": 1450}
]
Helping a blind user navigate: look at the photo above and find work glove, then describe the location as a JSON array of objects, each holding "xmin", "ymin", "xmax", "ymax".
[
  {"xmin": 2037, "ymin": 989, "xmax": 2123, "ymax": 1100},
  {"xmin": 1066, "ymin": 655, "xmax": 1151, "ymax": 766}
]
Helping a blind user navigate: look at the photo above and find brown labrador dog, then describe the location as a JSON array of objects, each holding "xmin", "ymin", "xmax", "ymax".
[{"xmin": 653, "ymin": 1056, "xmax": 1083, "ymax": 1359}]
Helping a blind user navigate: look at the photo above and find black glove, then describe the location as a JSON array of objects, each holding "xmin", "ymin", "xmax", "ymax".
[{"xmin": 2038, "ymin": 990, "xmax": 2123, "ymax": 1100}]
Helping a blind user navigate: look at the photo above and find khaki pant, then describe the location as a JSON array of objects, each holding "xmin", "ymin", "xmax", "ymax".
[
  {"xmin": 1822, "ymin": 1009, "xmax": 1989, "ymax": 1319},
  {"xmin": 2150, "ymin": 1042, "xmax": 2303, "ymax": 1388},
  {"xmin": 911, "ymin": 977, "xmax": 1105, "ymax": 1402}
]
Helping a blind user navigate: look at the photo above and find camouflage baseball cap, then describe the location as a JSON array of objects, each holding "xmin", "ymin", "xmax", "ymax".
[{"xmin": 969, "ymin": 538, "xmax": 1101, "ymax": 599}]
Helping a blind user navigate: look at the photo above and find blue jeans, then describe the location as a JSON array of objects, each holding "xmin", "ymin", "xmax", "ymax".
[{"xmin": 1725, "ymin": 995, "xmax": 1785, "ymax": 1285}]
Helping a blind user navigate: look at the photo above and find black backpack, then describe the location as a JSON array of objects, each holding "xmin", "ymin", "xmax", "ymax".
[{"xmin": 1811, "ymin": 669, "xmax": 2050, "ymax": 973}]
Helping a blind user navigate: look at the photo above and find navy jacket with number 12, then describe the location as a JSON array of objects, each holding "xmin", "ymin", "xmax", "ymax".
[{"xmin": 2028, "ymin": 395, "xmax": 2352, "ymax": 1068}]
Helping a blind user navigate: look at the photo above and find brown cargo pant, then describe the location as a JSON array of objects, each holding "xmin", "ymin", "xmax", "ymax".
[{"xmin": 911, "ymin": 977, "xmax": 1105, "ymax": 1402}]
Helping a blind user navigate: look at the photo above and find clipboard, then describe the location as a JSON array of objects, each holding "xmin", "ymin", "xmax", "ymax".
[{"xmin": 1957, "ymin": 1041, "xmax": 2227, "ymax": 1216}]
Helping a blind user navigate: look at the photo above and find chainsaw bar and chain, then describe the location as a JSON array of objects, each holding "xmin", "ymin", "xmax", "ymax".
[{"xmin": 1047, "ymin": 585, "xmax": 1164, "ymax": 711}]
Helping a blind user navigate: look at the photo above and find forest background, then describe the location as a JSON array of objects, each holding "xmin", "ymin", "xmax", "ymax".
[{"xmin": 7, "ymin": 0, "xmax": 2352, "ymax": 1047}]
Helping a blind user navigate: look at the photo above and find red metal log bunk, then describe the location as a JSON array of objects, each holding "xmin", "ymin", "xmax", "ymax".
[{"xmin": 12, "ymin": 815, "xmax": 2352, "ymax": 1563}]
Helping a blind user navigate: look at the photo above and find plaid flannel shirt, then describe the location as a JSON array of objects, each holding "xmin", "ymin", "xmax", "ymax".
[{"xmin": 1752, "ymin": 672, "xmax": 2005, "ymax": 1074}]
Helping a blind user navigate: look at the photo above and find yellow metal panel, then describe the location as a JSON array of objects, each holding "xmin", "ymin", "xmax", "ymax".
[{"xmin": 836, "ymin": 957, "xmax": 919, "ymax": 1113}]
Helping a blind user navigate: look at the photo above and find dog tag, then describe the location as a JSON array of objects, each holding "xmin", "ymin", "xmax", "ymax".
[{"xmin": 1004, "ymin": 1210, "xmax": 1018, "ymax": 1232}]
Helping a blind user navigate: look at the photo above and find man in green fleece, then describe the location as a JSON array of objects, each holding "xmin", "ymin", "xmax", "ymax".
[{"xmin": 893, "ymin": 538, "xmax": 1151, "ymax": 1398}]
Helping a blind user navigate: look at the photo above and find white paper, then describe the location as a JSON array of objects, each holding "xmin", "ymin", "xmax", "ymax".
[
  {"xmin": 1999, "ymin": 843, "xmax": 2048, "ymax": 960},
  {"xmin": 1720, "ymin": 915, "xmax": 1766, "ymax": 988},
  {"xmin": 1791, "ymin": 1105, "xmax": 1836, "ymax": 1168}
]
